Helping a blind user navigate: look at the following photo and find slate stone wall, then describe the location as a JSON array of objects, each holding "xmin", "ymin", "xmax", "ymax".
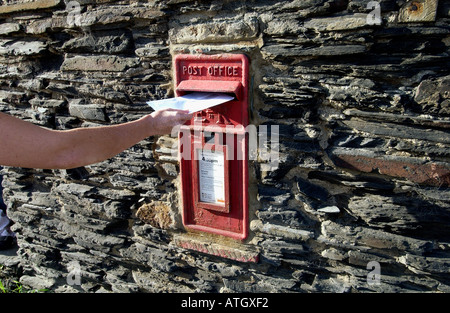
[{"xmin": 0, "ymin": 0, "xmax": 449, "ymax": 292}]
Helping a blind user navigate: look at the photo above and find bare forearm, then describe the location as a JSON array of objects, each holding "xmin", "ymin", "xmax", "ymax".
[
  {"xmin": 55, "ymin": 115, "xmax": 153, "ymax": 169},
  {"xmin": 0, "ymin": 109, "xmax": 191, "ymax": 170}
]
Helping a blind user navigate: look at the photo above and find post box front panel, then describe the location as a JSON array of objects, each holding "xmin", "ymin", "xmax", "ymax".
[
  {"xmin": 180, "ymin": 129, "xmax": 248, "ymax": 240},
  {"xmin": 176, "ymin": 54, "xmax": 249, "ymax": 241}
]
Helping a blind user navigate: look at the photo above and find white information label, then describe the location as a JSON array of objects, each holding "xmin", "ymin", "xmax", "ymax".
[{"xmin": 197, "ymin": 150, "xmax": 225, "ymax": 205}]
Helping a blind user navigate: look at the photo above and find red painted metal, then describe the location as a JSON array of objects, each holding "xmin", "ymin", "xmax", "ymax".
[
  {"xmin": 175, "ymin": 54, "xmax": 249, "ymax": 240},
  {"xmin": 174, "ymin": 54, "xmax": 249, "ymax": 127},
  {"xmin": 177, "ymin": 80, "xmax": 242, "ymax": 100}
]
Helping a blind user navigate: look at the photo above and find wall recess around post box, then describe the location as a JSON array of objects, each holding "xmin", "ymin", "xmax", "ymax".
[{"xmin": 175, "ymin": 54, "xmax": 249, "ymax": 241}]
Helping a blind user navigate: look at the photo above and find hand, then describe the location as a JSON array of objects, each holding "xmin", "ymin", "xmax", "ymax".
[{"xmin": 148, "ymin": 109, "xmax": 192, "ymax": 135}]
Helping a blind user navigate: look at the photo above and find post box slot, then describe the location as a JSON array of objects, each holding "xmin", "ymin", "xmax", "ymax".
[{"xmin": 176, "ymin": 80, "xmax": 242, "ymax": 100}]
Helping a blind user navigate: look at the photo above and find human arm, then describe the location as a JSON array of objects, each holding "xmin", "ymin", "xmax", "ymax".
[{"xmin": 0, "ymin": 109, "xmax": 192, "ymax": 169}]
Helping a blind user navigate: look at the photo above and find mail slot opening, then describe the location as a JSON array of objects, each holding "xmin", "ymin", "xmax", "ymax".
[
  {"xmin": 179, "ymin": 90, "xmax": 237, "ymax": 102},
  {"xmin": 176, "ymin": 80, "xmax": 242, "ymax": 100}
]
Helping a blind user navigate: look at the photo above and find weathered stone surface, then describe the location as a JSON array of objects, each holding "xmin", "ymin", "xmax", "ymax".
[
  {"xmin": 251, "ymin": 220, "xmax": 314, "ymax": 241},
  {"xmin": 320, "ymin": 220, "xmax": 433, "ymax": 253},
  {"xmin": 136, "ymin": 201, "xmax": 172, "ymax": 229},
  {"xmin": 0, "ymin": 39, "xmax": 47, "ymax": 56},
  {"xmin": 343, "ymin": 108, "xmax": 450, "ymax": 128},
  {"xmin": 303, "ymin": 13, "xmax": 368, "ymax": 31},
  {"xmin": 0, "ymin": 0, "xmax": 60, "ymax": 14},
  {"xmin": 173, "ymin": 234, "xmax": 260, "ymax": 263},
  {"xmin": 78, "ymin": 5, "xmax": 165, "ymax": 27},
  {"xmin": 19, "ymin": 275, "xmax": 56, "ymax": 290},
  {"xmin": 321, "ymin": 248, "xmax": 347, "ymax": 261},
  {"xmin": 61, "ymin": 55, "xmax": 139, "ymax": 72},
  {"xmin": 25, "ymin": 16, "xmax": 65, "ymax": 34},
  {"xmin": 259, "ymin": 76, "xmax": 323, "ymax": 107},
  {"xmin": 296, "ymin": 177, "xmax": 329, "ymax": 202},
  {"xmin": 169, "ymin": 15, "xmax": 258, "ymax": 44},
  {"xmin": 69, "ymin": 99, "xmax": 106, "ymax": 122},
  {"xmin": 28, "ymin": 97, "xmax": 66, "ymax": 109},
  {"xmin": 347, "ymin": 193, "xmax": 450, "ymax": 239},
  {"xmin": 135, "ymin": 45, "xmax": 170, "ymax": 59},
  {"xmin": 398, "ymin": 254, "xmax": 450, "ymax": 274},
  {"xmin": 262, "ymin": 43, "xmax": 368, "ymax": 58},
  {"xmin": 342, "ymin": 119, "xmax": 450, "ymax": 144},
  {"xmin": 414, "ymin": 75, "xmax": 450, "ymax": 115},
  {"xmin": 317, "ymin": 206, "xmax": 340, "ymax": 214},
  {"xmin": 0, "ymin": 23, "xmax": 21, "ymax": 35},
  {"xmin": 62, "ymin": 30, "xmax": 133, "ymax": 55}
]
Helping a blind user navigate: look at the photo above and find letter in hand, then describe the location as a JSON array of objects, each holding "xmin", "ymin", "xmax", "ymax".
[{"xmin": 149, "ymin": 109, "xmax": 192, "ymax": 135}]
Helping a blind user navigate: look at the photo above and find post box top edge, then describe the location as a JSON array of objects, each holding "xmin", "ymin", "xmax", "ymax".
[{"xmin": 173, "ymin": 53, "xmax": 248, "ymax": 64}]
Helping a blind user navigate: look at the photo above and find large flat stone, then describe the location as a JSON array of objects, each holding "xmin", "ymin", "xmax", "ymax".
[
  {"xmin": 0, "ymin": 39, "xmax": 47, "ymax": 56},
  {"xmin": 304, "ymin": 13, "xmax": 368, "ymax": 31},
  {"xmin": 0, "ymin": 0, "xmax": 60, "ymax": 14},
  {"xmin": 331, "ymin": 147, "xmax": 450, "ymax": 187},
  {"xmin": 61, "ymin": 55, "xmax": 139, "ymax": 72},
  {"xmin": 169, "ymin": 16, "xmax": 258, "ymax": 44},
  {"xmin": 173, "ymin": 234, "xmax": 259, "ymax": 263}
]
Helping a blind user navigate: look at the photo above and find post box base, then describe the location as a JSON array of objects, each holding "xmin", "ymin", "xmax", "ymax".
[{"xmin": 173, "ymin": 233, "xmax": 259, "ymax": 263}]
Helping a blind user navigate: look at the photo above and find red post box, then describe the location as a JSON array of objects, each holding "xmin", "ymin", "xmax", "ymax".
[{"xmin": 175, "ymin": 54, "xmax": 249, "ymax": 240}]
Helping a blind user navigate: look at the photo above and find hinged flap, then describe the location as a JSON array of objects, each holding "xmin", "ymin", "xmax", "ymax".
[{"xmin": 176, "ymin": 80, "xmax": 242, "ymax": 100}]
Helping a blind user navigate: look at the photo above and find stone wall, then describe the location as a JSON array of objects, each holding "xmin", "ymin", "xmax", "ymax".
[{"xmin": 0, "ymin": 0, "xmax": 449, "ymax": 293}]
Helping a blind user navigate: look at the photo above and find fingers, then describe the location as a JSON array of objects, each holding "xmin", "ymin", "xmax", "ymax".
[
  {"xmin": 157, "ymin": 108, "xmax": 191, "ymax": 116},
  {"xmin": 166, "ymin": 109, "xmax": 192, "ymax": 123},
  {"xmin": 163, "ymin": 108, "xmax": 190, "ymax": 113},
  {"xmin": 178, "ymin": 111, "xmax": 193, "ymax": 122},
  {"xmin": 149, "ymin": 109, "xmax": 193, "ymax": 135}
]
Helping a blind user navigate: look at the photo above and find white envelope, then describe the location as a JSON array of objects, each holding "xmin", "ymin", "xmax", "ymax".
[{"xmin": 147, "ymin": 92, "xmax": 234, "ymax": 113}]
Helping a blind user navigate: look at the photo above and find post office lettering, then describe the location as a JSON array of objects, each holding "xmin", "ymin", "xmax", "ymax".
[
  {"xmin": 182, "ymin": 65, "xmax": 204, "ymax": 76},
  {"xmin": 207, "ymin": 65, "xmax": 239, "ymax": 77},
  {"xmin": 183, "ymin": 65, "xmax": 239, "ymax": 77}
]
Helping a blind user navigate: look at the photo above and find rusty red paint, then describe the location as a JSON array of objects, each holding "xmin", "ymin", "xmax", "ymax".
[
  {"xmin": 408, "ymin": 1, "xmax": 423, "ymax": 15},
  {"xmin": 334, "ymin": 153, "xmax": 450, "ymax": 187}
]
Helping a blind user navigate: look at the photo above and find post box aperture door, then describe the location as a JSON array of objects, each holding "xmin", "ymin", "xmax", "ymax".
[{"xmin": 175, "ymin": 54, "xmax": 249, "ymax": 240}]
